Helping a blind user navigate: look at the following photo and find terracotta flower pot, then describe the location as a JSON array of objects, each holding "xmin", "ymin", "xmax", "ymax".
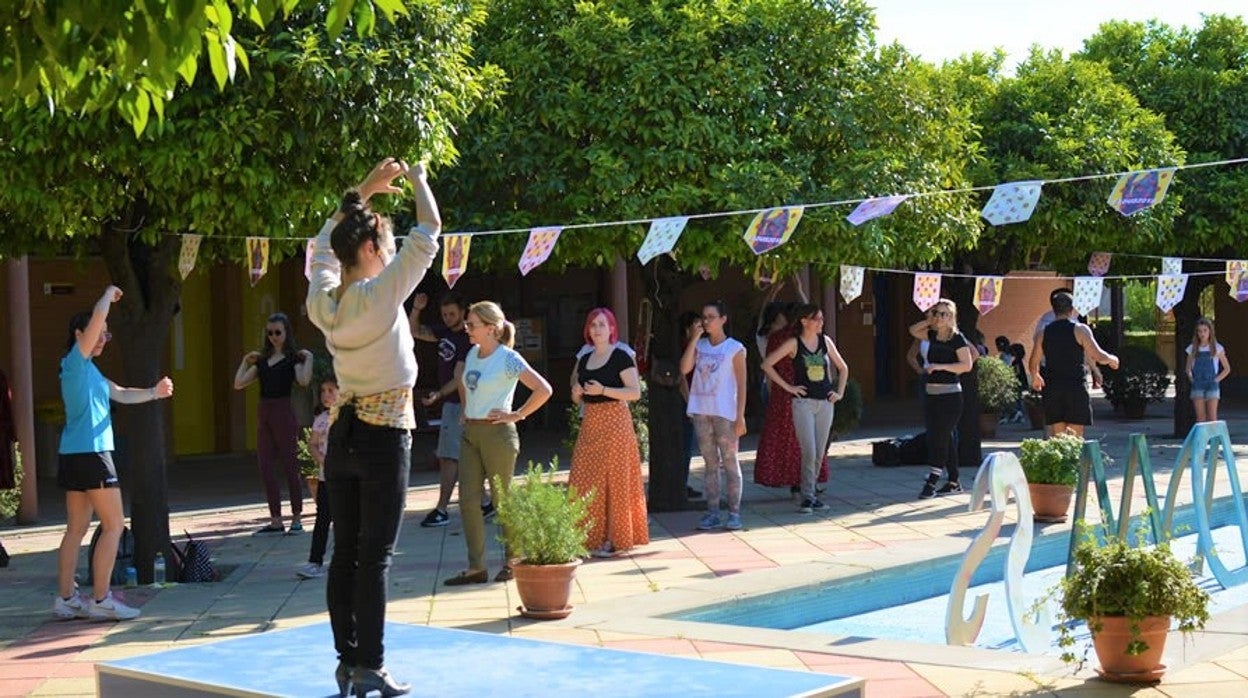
[
  {"xmin": 1123, "ymin": 398, "xmax": 1148, "ymax": 420},
  {"xmin": 305, "ymin": 477, "xmax": 319, "ymax": 502},
  {"xmin": 1028, "ymin": 483, "xmax": 1073, "ymax": 523},
  {"xmin": 979, "ymin": 412, "xmax": 999, "ymax": 438},
  {"xmin": 512, "ymin": 559, "xmax": 581, "ymax": 620},
  {"xmin": 1091, "ymin": 615, "xmax": 1170, "ymax": 682}
]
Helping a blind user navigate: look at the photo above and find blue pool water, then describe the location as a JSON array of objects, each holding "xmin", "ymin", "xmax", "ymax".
[{"xmin": 675, "ymin": 499, "xmax": 1248, "ymax": 654}]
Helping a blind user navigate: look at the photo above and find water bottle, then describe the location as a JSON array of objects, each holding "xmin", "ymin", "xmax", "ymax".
[
  {"xmin": 153, "ymin": 552, "xmax": 166, "ymax": 584},
  {"xmin": 125, "ymin": 566, "xmax": 138, "ymax": 587}
]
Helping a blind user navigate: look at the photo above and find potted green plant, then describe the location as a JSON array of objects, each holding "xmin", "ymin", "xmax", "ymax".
[
  {"xmin": 295, "ymin": 428, "xmax": 319, "ymax": 500},
  {"xmin": 1018, "ymin": 433, "xmax": 1081, "ymax": 522},
  {"xmin": 1058, "ymin": 529, "xmax": 1210, "ymax": 682},
  {"xmin": 493, "ymin": 459, "xmax": 592, "ymax": 620},
  {"xmin": 1101, "ymin": 346, "xmax": 1170, "ymax": 419},
  {"xmin": 975, "ymin": 356, "xmax": 1020, "ymax": 438}
]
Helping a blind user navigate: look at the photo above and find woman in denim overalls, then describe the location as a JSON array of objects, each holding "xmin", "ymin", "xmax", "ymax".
[{"xmin": 1186, "ymin": 318, "xmax": 1232, "ymax": 423}]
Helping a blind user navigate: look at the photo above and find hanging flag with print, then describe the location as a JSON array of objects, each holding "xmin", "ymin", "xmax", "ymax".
[
  {"xmin": 1231, "ymin": 271, "xmax": 1248, "ymax": 303},
  {"xmin": 303, "ymin": 238, "xmax": 315, "ymax": 281},
  {"xmin": 1155, "ymin": 274, "xmax": 1188, "ymax": 313},
  {"xmin": 1225, "ymin": 260, "xmax": 1248, "ymax": 286},
  {"xmin": 974, "ymin": 276, "xmax": 1004, "ymax": 315},
  {"xmin": 1162, "ymin": 257, "xmax": 1183, "ymax": 276},
  {"xmin": 743, "ymin": 206, "xmax": 803, "ymax": 255},
  {"xmin": 636, "ymin": 217, "xmax": 688, "ymax": 265},
  {"xmin": 1072, "ymin": 277, "xmax": 1103, "ymax": 316},
  {"xmin": 753, "ymin": 256, "xmax": 780, "ymax": 288},
  {"xmin": 245, "ymin": 237, "xmax": 269, "ymax": 287},
  {"xmin": 846, "ymin": 195, "xmax": 907, "ymax": 226},
  {"xmin": 980, "ymin": 181, "xmax": 1043, "ymax": 226},
  {"xmin": 913, "ymin": 272, "xmax": 941, "ymax": 311},
  {"xmin": 442, "ymin": 234, "xmax": 472, "ymax": 288},
  {"xmin": 1087, "ymin": 252, "xmax": 1112, "ymax": 277},
  {"xmin": 178, "ymin": 234, "xmax": 202, "ymax": 280},
  {"xmin": 1107, "ymin": 167, "xmax": 1175, "ymax": 216},
  {"xmin": 518, "ymin": 227, "xmax": 561, "ymax": 276},
  {"xmin": 840, "ymin": 265, "xmax": 865, "ymax": 303}
]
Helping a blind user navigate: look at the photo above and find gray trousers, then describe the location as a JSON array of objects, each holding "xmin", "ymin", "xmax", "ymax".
[{"xmin": 792, "ymin": 398, "xmax": 835, "ymax": 500}]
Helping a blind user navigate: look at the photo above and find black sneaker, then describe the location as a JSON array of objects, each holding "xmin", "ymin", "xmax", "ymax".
[
  {"xmin": 810, "ymin": 499, "xmax": 828, "ymax": 511},
  {"xmin": 798, "ymin": 499, "xmax": 815, "ymax": 514},
  {"xmin": 420, "ymin": 509, "xmax": 449, "ymax": 528},
  {"xmin": 919, "ymin": 481, "xmax": 937, "ymax": 499},
  {"xmin": 686, "ymin": 486, "xmax": 703, "ymax": 499},
  {"xmin": 935, "ymin": 482, "xmax": 964, "ymax": 496},
  {"xmin": 481, "ymin": 502, "xmax": 497, "ymax": 521}
]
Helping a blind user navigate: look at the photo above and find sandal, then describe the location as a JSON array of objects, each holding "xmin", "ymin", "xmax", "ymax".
[
  {"xmin": 253, "ymin": 523, "xmax": 285, "ymax": 536},
  {"xmin": 590, "ymin": 543, "xmax": 618, "ymax": 559},
  {"xmin": 443, "ymin": 569, "xmax": 488, "ymax": 586},
  {"xmin": 493, "ymin": 566, "xmax": 514, "ymax": 582}
]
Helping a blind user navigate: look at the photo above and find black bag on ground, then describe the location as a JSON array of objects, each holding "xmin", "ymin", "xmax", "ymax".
[
  {"xmin": 871, "ymin": 439, "xmax": 902, "ymax": 467},
  {"xmin": 173, "ymin": 531, "xmax": 215, "ymax": 583},
  {"xmin": 87, "ymin": 525, "xmax": 134, "ymax": 586},
  {"xmin": 899, "ymin": 432, "xmax": 928, "ymax": 465}
]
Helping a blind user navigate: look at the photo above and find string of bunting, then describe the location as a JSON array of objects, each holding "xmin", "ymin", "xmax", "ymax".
[{"xmin": 175, "ymin": 158, "xmax": 1248, "ymax": 304}]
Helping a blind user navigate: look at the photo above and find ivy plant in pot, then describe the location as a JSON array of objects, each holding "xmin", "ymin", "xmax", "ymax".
[
  {"xmin": 1018, "ymin": 433, "xmax": 1081, "ymax": 522},
  {"xmin": 494, "ymin": 460, "xmax": 592, "ymax": 620},
  {"xmin": 975, "ymin": 356, "xmax": 1020, "ymax": 438},
  {"xmin": 1101, "ymin": 346, "xmax": 1170, "ymax": 420},
  {"xmin": 1058, "ymin": 528, "xmax": 1210, "ymax": 683},
  {"xmin": 296, "ymin": 428, "xmax": 319, "ymax": 501}
]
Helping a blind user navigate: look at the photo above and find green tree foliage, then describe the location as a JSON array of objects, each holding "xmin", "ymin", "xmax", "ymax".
[{"xmin": 1, "ymin": 0, "xmax": 412, "ymax": 135}]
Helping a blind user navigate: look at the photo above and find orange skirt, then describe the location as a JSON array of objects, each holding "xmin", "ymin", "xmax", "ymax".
[{"xmin": 568, "ymin": 401, "xmax": 650, "ymax": 552}]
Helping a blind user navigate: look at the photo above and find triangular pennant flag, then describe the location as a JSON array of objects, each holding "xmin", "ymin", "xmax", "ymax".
[
  {"xmin": 636, "ymin": 217, "xmax": 688, "ymax": 264},
  {"xmin": 975, "ymin": 276, "xmax": 1004, "ymax": 315},
  {"xmin": 846, "ymin": 195, "xmax": 907, "ymax": 226},
  {"xmin": 303, "ymin": 238, "xmax": 315, "ymax": 281},
  {"xmin": 1155, "ymin": 274, "xmax": 1188, "ymax": 314},
  {"xmin": 1072, "ymin": 277, "xmax": 1103, "ymax": 316},
  {"xmin": 1231, "ymin": 271, "xmax": 1248, "ymax": 303},
  {"xmin": 178, "ymin": 234, "xmax": 202, "ymax": 280},
  {"xmin": 743, "ymin": 206, "xmax": 803, "ymax": 255},
  {"xmin": 1162, "ymin": 257, "xmax": 1183, "ymax": 276},
  {"xmin": 1107, "ymin": 167, "xmax": 1175, "ymax": 216},
  {"xmin": 246, "ymin": 237, "xmax": 269, "ymax": 287},
  {"xmin": 913, "ymin": 272, "xmax": 941, "ymax": 311},
  {"xmin": 1087, "ymin": 252, "xmax": 1112, "ymax": 277},
  {"xmin": 518, "ymin": 227, "xmax": 561, "ymax": 276},
  {"xmin": 980, "ymin": 180, "xmax": 1043, "ymax": 226},
  {"xmin": 839, "ymin": 265, "xmax": 864, "ymax": 303},
  {"xmin": 1225, "ymin": 260, "xmax": 1248, "ymax": 286},
  {"xmin": 442, "ymin": 234, "xmax": 472, "ymax": 288}
]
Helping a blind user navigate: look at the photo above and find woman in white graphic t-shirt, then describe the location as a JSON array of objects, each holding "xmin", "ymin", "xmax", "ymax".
[{"xmin": 680, "ymin": 300, "xmax": 747, "ymax": 532}]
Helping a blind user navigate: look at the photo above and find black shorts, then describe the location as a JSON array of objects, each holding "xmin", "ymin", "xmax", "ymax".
[
  {"xmin": 57, "ymin": 452, "xmax": 119, "ymax": 491},
  {"xmin": 1043, "ymin": 383, "xmax": 1092, "ymax": 426}
]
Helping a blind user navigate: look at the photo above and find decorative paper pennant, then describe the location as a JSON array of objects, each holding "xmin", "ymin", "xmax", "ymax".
[
  {"xmin": 303, "ymin": 238, "xmax": 315, "ymax": 281},
  {"xmin": 753, "ymin": 256, "xmax": 780, "ymax": 288},
  {"xmin": 1087, "ymin": 252, "xmax": 1112, "ymax": 277},
  {"xmin": 1162, "ymin": 257, "xmax": 1182, "ymax": 276},
  {"xmin": 980, "ymin": 180, "xmax": 1043, "ymax": 226},
  {"xmin": 1155, "ymin": 274, "xmax": 1188, "ymax": 313},
  {"xmin": 1106, "ymin": 167, "xmax": 1175, "ymax": 216},
  {"xmin": 1231, "ymin": 271, "xmax": 1248, "ymax": 303},
  {"xmin": 846, "ymin": 195, "xmax": 907, "ymax": 226},
  {"xmin": 974, "ymin": 276, "xmax": 1004, "ymax": 315},
  {"xmin": 178, "ymin": 234, "xmax": 202, "ymax": 280},
  {"xmin": 1225, "ymin": 260, "xmax": 1248, "ymax": 286},
  {"xmin": 636, "ymin": 216, "xmax": 688, "ymax": 265},
  {"xmin": 743, "ymin": 206, "xmax": 804, "ymax": 255},
  {"xmin": 913, "ymin": 272, "xmax": 941, "ymax": 312},
  {"xmin": 1072, "ymin": 277, "xmax": 1103, "ymax": 316},
  {"xmin": 839, "ymin": 265, "xmax": 865, "ymax": 303},
  {"xmin": 518, "ymin": 227, "xmax": 561, "ymax": 276},
  {"xmin": 245, "ymin": 237, "xmax": 269, "ymax": 287},
  {"xmin": 442, "ymin": 234, "xmax": 472, "ymax": 288}
]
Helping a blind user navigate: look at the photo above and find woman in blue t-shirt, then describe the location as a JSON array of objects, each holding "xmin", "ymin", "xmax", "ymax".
[{"xmin": 53, "ymin": 285, "xmax": 173, "ymax": 622}]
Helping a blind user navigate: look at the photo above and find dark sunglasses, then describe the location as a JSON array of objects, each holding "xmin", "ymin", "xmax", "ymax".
[{"xmin": 267, "ymin": 329, "xmax": 284, "ymax": 337}]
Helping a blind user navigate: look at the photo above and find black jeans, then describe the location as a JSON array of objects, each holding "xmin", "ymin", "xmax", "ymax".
[
  {"xmin": 325, "ymin": 406, "xmax": 411, "ymax": 670},
  {"xmin": 924, "ymin": 392, "xmax": 963, "ymax": 483},
  {"xmin": 308, "ymin": 480, "xmax": 332, "ymax": 565}
]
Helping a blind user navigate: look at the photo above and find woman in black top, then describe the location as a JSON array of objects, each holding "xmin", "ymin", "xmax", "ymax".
[
  {"xmin": 234, "ymin": 312, "xmax": 314, "ymax": 534},
  {"xmin": 907, "ymin": 299, "xmax": 975, "ymax": 499},
  {"xmin": 568, "ymin": 308, "xmax": 649, "ymax": 558}
]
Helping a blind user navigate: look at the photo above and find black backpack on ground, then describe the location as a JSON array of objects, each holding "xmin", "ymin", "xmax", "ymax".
[
  {"xmin": 899, "ymin": 432, "xmax": 928, "ymax": 465},
  {"xmin": 87, "ymin": 525, "xmax": 134, "ymax": 587},
  {"xmin": 871, "ymin": 439, "xmax": 902, "ymax": 467},
  {"xmin": 172, "ymin": 531, "xmax": 216, "ymax": 583}
]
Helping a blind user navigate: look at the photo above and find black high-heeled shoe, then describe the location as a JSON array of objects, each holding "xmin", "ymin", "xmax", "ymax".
[
  {"xmin": 350, "ymin": 667, "xmax": 411, "ymax": 697},
  {"xmin": 336, "ymin": 661, "xmax": 354, "ymax": 698}
]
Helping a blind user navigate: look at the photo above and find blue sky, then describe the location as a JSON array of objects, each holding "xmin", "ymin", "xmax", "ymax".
[{"xmin": 869, "ymin": 0, "xmax": 1246, "ymax": 67}]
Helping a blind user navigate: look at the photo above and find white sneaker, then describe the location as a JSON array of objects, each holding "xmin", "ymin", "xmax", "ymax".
[
  {"xmin": 295, "ymin": 562, "xmax": 326, "ymax": 579},
  {"xmin": 52, "ymin": 594, "xmax": 89, "ymax": 620},
  {"xmin": 88, "ymin": 592, "xmax": 141, "ymax": 621}
]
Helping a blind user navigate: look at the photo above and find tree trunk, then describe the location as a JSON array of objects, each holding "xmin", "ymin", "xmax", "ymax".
[
  {"xmin": 1172, "ymin": 270, "xmax": 1214, "ymax": 439},
  {"xmin": 100, "ymin": 224, "xmax": 181, "ymax": 583},
  {"xmin": 643, "ymin": 257, "xmax": 698, "ymax": 512}
]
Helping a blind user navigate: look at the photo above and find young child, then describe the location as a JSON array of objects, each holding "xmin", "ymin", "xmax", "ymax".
[{"xmin": 296, "ymin": 375, "xmax": 337, "ymax": 579}]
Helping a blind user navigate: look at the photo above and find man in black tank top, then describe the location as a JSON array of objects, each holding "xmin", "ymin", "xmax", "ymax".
[{"xmin": 1027, "ymin": 292, "xmax": 1119, "ymax": 438}]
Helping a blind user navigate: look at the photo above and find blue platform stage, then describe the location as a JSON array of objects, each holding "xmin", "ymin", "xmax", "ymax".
[{"xmin": 96, "ymin": 622, "xmax": 864, "ymax": 697}]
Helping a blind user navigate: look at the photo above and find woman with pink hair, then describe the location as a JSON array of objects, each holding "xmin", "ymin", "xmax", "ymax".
[{"xmin": 569, "ymin": 308, "xmax": 649, "ymax": 558}]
